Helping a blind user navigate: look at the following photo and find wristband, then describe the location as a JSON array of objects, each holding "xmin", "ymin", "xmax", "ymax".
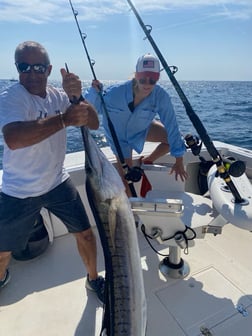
[
  {"xmin": 69, "ymin": 95, "xmax": 85, "ymax": 105},
  {"xmin": 59, "ymin": 112, "xmax": 66, "ymax": 128}
]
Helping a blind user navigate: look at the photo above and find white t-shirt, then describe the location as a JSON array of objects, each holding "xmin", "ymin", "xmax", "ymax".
[{"xmin": 0, "ymin": 83, "xmax": 70, "ymax": 198}]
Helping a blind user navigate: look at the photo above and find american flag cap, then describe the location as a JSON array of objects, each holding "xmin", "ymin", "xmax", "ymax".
[{"xmin": 136, "ymin": 54, "xmax": 160, "ymax": 73}]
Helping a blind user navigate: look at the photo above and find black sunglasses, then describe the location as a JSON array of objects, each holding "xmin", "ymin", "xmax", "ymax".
[
  {"xmin": 15, "ymin": 62, "xmax": 49, "ymax": 74},
  {"xmin": 138, "ymin": 78, "xmax": 157, "ymax": 85}
]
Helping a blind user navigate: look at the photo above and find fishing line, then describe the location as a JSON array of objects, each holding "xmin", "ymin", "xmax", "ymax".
[
  {"xmin": 68, "ymin": 0, "xmax": 141, "ymax": 197},
  {"xmin": 126, "ymin": 0, "xmax": 244, "ymax": 204}
]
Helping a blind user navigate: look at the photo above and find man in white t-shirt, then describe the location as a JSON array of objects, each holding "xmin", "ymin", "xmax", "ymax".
[{"xmin": 0, "ymin": 41, "xmax": 104, "ymax": 303}]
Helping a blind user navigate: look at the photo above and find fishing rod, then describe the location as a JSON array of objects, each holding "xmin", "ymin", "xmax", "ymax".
[
  {"xmin": 69, "ymin": 0, "xmax": 141, "ymax": 197},
  {"xmin": 126, "ymin": 0, "xmax": 244, "ymax": 203}
]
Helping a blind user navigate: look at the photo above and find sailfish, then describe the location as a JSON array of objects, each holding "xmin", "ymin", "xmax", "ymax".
[{"xmin": 81, "ymin": 126, "xmax": 147, "ymax": 336}]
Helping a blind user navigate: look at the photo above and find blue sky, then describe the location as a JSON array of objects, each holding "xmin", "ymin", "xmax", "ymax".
[{"xmin": 0, "ymin": 0, "xmax": 251, "ymax": 81}]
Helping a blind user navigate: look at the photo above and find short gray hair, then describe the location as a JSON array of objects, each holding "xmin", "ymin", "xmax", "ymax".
[{"xmin": 15, "ymin": 41, "xmax": 50, "ymax": 65}]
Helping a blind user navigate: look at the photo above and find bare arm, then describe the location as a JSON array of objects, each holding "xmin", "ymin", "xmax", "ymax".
[
  {"xmin": 3, "ymin": 67, "xmax": 99, "ymax": 150},
  {"xmin": 170, "ymin": 156, "xmax": 188, "ymax": 182},
  {"xmin": 3, "ymin": 102, "xmax": 99, "ymax": 150}
]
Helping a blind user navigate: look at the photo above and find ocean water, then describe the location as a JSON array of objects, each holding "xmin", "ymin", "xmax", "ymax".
[{"xmin": 0, "ymin": 79, "xmax": 251, "ymax": 170}]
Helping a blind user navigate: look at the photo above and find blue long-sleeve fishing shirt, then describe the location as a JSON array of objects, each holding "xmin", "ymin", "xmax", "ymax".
[{"xmin": 85, "ymin": 80, "xmax": 186, "ymax": 158}]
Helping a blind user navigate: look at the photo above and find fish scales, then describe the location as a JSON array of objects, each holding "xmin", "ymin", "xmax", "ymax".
[{"xmin": 81, "ymin": 127, "xmax": 147, "ymax": 336}]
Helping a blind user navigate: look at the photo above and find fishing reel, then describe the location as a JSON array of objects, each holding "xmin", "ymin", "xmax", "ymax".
[
  {"xmin": 124, "ymin": 166, "xmax": 143, "ymax": 183},
  {"xmin": 184, "ymin": 134, "xmax": 202, "ymax": 156},
  {"xmin": 223, "ymin": 156, "xmax": 246, "ymax": 178}
]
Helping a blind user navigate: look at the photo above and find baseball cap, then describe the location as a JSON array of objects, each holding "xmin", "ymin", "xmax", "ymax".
[{"xmin": 135, "ymin": 54, "xmax": 160, "ymax": 81}]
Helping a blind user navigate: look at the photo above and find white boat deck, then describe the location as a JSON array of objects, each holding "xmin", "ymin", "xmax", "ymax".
[
  {"xmin": 1, "ymin": 141, "xmax": 252, "ymax": 336},
  {"xmin": 1, "ymin": 222, "xmax": 252, "ymax": 336}
]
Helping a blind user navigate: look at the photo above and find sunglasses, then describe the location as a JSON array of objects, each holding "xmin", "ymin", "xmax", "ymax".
[
  {"xmin": 138, "ymin": 78, "xmax": 157, "ymax": 85},
  {"xmin": 15, "ymin": 62, "xmax": 49, "ymax": 74}
]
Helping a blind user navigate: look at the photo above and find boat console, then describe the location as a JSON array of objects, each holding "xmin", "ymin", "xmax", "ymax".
[{"xmin": 130, "ymin": 164, "xmax": 252, "ymax": 278}]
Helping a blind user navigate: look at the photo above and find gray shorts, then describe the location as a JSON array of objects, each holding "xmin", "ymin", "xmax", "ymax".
[{"xmin": 0, "ymin": 178, "xmax": 91, "ymax": 252}]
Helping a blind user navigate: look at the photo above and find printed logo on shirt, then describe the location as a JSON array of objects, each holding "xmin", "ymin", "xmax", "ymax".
[
  {"xmin": 36, "ymin": 110, "xmax": 61, "ymax": 120},
  {"xmin": 37, "ymin": 110, "xmax": 47, "ymax": 119}
]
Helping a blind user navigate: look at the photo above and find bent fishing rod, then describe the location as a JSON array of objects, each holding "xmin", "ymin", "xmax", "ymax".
[
  {"xmin": 69, "ymin": 0, "xmax": 141, "ymax": 197},
  {"xmin": 126, "ymin": 0, "xmax": 244, "ymax": 203}
]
